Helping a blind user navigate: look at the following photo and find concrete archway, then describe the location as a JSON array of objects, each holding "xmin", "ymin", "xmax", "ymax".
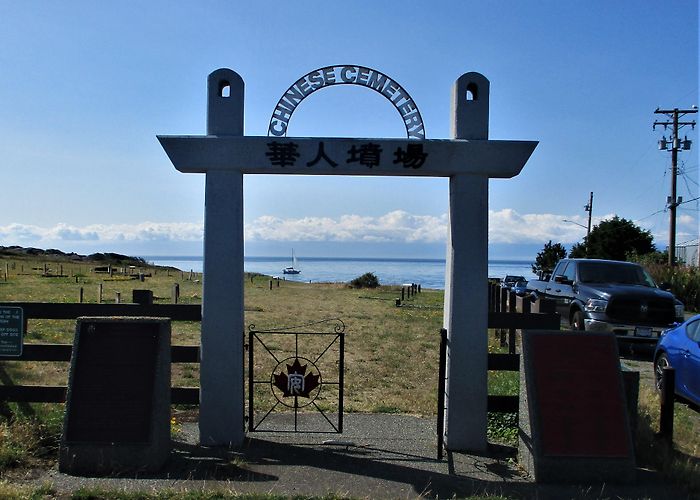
[{"xmin": 159, "ymin": 67, "xmax": 537, "ymax": 451}]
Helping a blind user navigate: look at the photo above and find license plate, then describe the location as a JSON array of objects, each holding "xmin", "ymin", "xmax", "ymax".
[{"xmin": 635, "ymin": 327, "xmax": 652, "ymax": 337}]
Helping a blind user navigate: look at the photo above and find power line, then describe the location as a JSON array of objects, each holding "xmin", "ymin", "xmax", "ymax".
[
  {"xmin": 635, "ymin": 207, "xmax": 667, "ymax": 222},
  {"xmin": 679, "ymin": 195, "xmax": 700, "ymax": 205}
]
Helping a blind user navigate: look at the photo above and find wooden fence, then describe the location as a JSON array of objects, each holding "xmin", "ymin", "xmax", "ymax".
[
  {"xmin": 1, "ymin": 284, "xmax": 560, "ymax": 414},
  {"xmin": 435, "ymin": 288, "xmax": 560, "ymax": 458},
  {"xmin": 0, "ymin": 294, "xmax": 202, "ymax": 406}
]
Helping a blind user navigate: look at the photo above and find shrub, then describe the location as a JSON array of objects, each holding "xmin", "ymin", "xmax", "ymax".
[
  {"xmin": 631, "ymin": 255, "xmax": 700, "ymax": 312},
  {"xmin": 349, "ymin": 272, "xmax": 380, "ymax": 288}
]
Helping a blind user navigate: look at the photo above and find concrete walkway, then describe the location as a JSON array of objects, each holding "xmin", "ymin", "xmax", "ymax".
[{"xmin": 36, "ymin": 414, "xmax": 688, "ymax": 499}]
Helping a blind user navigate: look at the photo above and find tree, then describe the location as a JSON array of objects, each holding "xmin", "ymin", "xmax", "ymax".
[
  {"xmin": 569, "ymin": 242, "xmax": 586, "ymax": 258},
  {"xmin": 532, "ymin": 241, "xmax": 567, "ymax": 277},
  {"xmin": 572, "ymin": 216, "xmax": 655, "ymax": 261}
]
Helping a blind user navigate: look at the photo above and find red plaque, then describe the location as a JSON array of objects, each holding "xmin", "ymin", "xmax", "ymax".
[{"xmin": 530, "ymin": 335, "xmax": 630, "ymax": 457}]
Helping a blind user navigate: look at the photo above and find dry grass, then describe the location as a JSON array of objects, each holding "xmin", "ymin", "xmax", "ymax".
[
  {"xmin": 245, "ymin": 276, "xmax": 444, "ymax": 415},
  {"xmin": 637, "ymin": 384, "xmax": 700, "ymax": 492}
]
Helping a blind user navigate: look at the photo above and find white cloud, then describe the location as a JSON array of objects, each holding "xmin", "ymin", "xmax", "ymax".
[
  {"xmin": 245, "ymin": 211, "xmax": 448, "ymax": 243},
  {"xmin": 0, "ymin": 222, "xmax": 204, "ymax": 246},
  {"xmin": 488, "ymin": 209, "xmax": 616, "ymax": 244},
  {"xmin": 0, "ymin": 209, "xmax": 637, "ymax": 249},
  {"xmin": 678, "ymin": 214, "xmax": 696, "ymax": 227}
]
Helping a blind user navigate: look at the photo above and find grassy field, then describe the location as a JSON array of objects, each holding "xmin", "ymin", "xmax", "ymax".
[
  {"xmin": 1, "ymin": 253, "xmax": 700, "ymax": 496},
  {"xmin": 0, "ymin": 256, "xmax": 451, "ymax": 416}
]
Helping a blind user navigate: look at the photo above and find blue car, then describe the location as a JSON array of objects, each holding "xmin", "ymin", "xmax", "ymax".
[
  {"xmin": 654, "ymin": 314, "xmax": 700, "ymax": 405},
  {"xmin": 511, "ymin": 280, "xmax": 529, "ymax": 297}
]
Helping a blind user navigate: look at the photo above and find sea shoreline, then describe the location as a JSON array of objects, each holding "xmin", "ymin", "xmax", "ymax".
[{"xmin": 143, "ymin": 255, "xmax": 536, "ymax": 290}]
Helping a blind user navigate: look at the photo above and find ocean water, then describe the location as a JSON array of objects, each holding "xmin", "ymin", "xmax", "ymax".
[{"xmin": 144, "ymin": 256, "xmax": 536, "ymax": 290}]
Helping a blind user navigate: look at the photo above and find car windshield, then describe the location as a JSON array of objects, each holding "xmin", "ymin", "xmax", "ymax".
[{"xmin": 577, "ymin": 262, "xmax": 656, "ymax": 286}]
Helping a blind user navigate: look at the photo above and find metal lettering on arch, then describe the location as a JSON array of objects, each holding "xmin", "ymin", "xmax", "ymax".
[{"xmin": 268, "ymin": 65, "xmax": 425, "ymax": 139}]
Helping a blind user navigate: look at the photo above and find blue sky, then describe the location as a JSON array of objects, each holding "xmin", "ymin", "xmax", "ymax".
[{"xmin": 0, "ymin": 1, "xmax": 697, "ymax": 259}]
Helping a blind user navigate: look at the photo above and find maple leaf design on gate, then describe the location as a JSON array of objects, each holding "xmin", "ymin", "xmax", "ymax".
[{"xmin": 273, "ymin": 358, "xmax": 321, "ymax": 398}]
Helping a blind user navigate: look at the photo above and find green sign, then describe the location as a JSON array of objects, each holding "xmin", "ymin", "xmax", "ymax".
[{"xmin": 0, "ymin": 307, "xmax": 23, "ymax": 357}]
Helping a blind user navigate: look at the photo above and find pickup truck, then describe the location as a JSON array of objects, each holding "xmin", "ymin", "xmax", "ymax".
[{"xmin": 528, "ymin": 258, "xmax": 684, "ymax": 342}]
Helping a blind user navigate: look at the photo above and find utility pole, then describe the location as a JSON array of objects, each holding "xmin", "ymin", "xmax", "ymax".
[
  {"xmin": 584, "ymin": 192, "xmax": 593, "ymax": 239},
  {"xmin": 584, "ymin": 192, "xmax": 593, "ymax": 255},
  {"xmin": 654, "ymin": 107, "xmax": 697, "ymax": 266}
]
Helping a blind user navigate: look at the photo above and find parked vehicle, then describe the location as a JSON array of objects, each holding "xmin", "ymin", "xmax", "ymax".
[
  {"xmin": 511, "ymin": 280, "xmax": 529, "ymax": 297},
  {"xmin": 527, "ymin": 258, "xmax": 684, "ymax": 342},
  {"xmin": 503, "ymin": 275, "xmax": 525, "ymax": 290},
  {"xmin": 654, "ymin": 314, "xmax": 700, "ymax": 405}
]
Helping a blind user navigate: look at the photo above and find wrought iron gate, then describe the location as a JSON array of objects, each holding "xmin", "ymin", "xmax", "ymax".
[{"xmin": 247, "ymin": 318, "xmax": 344, "ymax": 433}]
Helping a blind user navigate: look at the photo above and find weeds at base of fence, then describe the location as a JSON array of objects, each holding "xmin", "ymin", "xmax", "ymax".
[{"xmin": 635, "ymin": 385, "xmax": 700, "ymax": 494}]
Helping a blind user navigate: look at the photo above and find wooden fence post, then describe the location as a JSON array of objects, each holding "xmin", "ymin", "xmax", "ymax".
[
  {"xmin": 172, "ymin": 284, "xmax": 180, "ymax": 304},
  {"xmin": 97, "ymin": 284, "xmax": 103, "ymax": 303},
  {"xmin": 437, "ymin": 328, "xmax": 448, "ymax": 460},
  {"xmin": 79, "ymin": 287, "xmax": 84, "ymax": 303},
  {"xmin": 508, "ymin": 291, "xmax": 517, "ymax": 354},
  {"xmin": 498, "ymin": 287, "xmax": 508, "ymax": 345},
  {"xmin": 132, "ymin": 289, "xmax": 154, "ymax": 305},
  {"xmin": 659, "ymin": 366, "xmax": 675, "ymax": 447}
]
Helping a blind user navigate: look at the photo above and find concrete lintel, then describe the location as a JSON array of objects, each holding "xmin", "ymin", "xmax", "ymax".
[{"xmin": 157, "ymin": 136, "xmax": 537, "ymax": 178}]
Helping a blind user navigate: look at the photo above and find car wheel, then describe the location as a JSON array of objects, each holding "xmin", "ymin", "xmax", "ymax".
[
  {"xmin": 571, "ymin": 310, "xmax": 585, "ymax": 331},
  {"xmin": 654, "ymin": 353, "xmax": 671, "ymax": 394}
]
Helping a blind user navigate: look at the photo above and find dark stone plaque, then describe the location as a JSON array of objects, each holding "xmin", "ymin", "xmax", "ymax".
[
  {"xmin": 65, "ymin": 322, "xmax": 158, "ymax": 443},
  {"xmin": 531, "ymin": 335, "xmax": 630, "ymax": 458},
  {"xmin": 518, "ymin": 330, "xmax": 635, "ymax": 483},
  {"xmin": 60, "ymin": 317, "xmax": 170, "ymax": 475}
]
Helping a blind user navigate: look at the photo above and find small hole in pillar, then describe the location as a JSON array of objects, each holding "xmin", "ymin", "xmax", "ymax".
[
  {"xmin": 466, "ymin": 83, "xmax": 478, "ymax": 101},
  {"xmin": 219, "ymin": 81, "xmax": 231, "ymax": 98}
]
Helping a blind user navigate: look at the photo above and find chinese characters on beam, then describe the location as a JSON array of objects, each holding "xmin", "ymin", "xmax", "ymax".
[{"xmin": 265, "ymin": 141, "xmax": 428, "ymax": 169}]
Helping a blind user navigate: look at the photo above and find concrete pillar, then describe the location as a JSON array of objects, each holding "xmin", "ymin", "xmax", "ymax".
[
  {"xmin": 443, "ymin": 72, "xmax": 490, "ymax": 451},
  {"xmin": 200, "ymin": 68, "xmax": 245, "ymax": 447}
]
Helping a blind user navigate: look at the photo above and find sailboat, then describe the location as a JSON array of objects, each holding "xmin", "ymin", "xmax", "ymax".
[{"xmin": 283, "ymin": 249, "xmax": 301, "ymax": 275}]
